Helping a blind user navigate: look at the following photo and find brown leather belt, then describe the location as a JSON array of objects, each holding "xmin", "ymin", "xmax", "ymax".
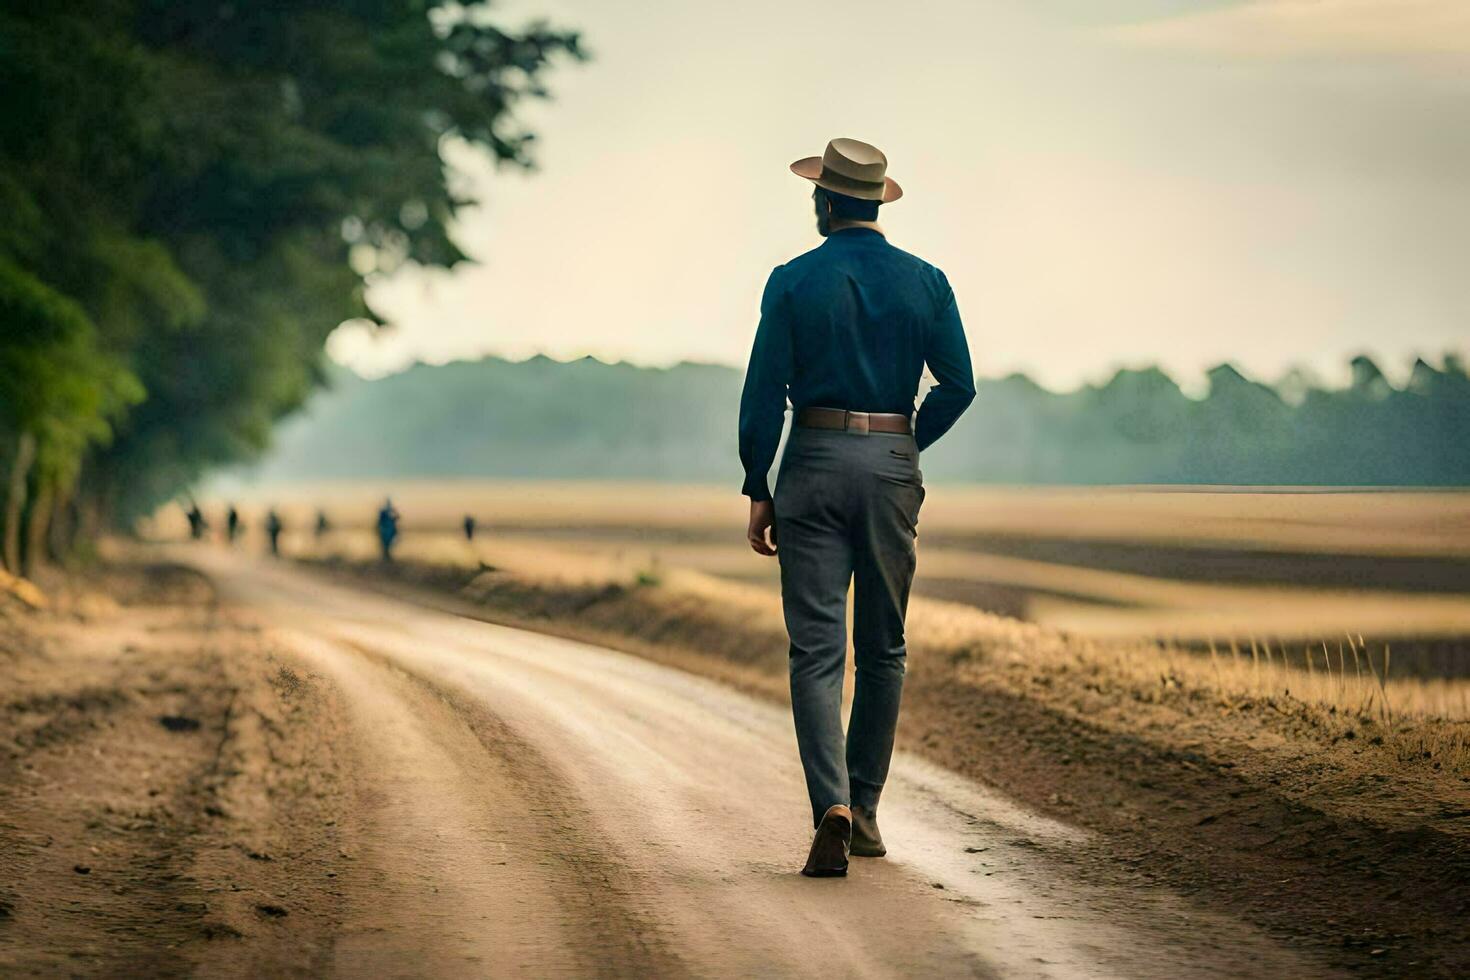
[{"xmin": 795, "ymin": 407, "xmax": 912, "ymax": 435}]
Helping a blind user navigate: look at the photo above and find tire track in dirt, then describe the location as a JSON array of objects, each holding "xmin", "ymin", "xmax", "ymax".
[{"xmin": 282, "ymin": 630, "xmax": 686, "ymax": 977}]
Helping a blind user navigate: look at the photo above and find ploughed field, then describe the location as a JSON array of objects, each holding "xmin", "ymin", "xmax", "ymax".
[{"xmin": 178, "ymin": 481, "xmax": 1470, "ymax": 681}]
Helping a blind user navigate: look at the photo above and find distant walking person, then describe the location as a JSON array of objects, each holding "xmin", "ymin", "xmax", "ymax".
[
  {"xmin": 739, "ymin": 139, "xmax": 975, "ymax": 877},
  {"xmin": 462, "ymin": 514, "xmax": 476, "ymax": 542},
  {"xmin": 376, "ymin": 498, "xmax": 400, "ymax": 561},
  {"xmin": 265, "ymin": 509, "xmax": 284, "ymax": 557},
  {"xmin": 315, "ymin": 510, "xmax": 330, "ymax": 540},
  {"xmin": 226, "ymin": 505, "xmax": 242, "ymax": 545},
  {"xmin": 186, "ymin": 503, "xmax": 208, "ymax": 541}
]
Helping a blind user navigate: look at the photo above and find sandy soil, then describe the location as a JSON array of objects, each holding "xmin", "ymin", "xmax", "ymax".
[
  {"xmin": 1, "ymin": 555, "xmax": 1350, "ymax": 978},
  {"xmin": 0, "ymin": 564, "xmax": 351, "ymax": 977}
]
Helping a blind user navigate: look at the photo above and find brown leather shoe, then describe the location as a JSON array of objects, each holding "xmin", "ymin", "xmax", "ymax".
[
  {"xmin": 851, "ymin": 804, "xmax": 886, "ymax": 857},
  {"xmin": 801, "ymin": 804, "xmax": 852, "ymax": 877}
]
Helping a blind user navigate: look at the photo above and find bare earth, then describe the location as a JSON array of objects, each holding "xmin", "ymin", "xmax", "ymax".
[{"xmin": 1, "ymin": 554, "xmax": 1344, "ymax": 979}]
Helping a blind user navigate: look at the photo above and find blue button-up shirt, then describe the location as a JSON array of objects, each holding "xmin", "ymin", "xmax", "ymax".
[{"xmin": 738, "ymin": 228, "xmax": 975, "ymax": 500}]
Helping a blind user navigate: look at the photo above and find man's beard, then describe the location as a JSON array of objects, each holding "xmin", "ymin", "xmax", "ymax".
[{"xmin": 814, "ymin": 194, "xmax": 831, "ymax": 237}]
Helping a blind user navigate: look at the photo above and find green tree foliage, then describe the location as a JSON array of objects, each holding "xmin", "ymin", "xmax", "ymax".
[
  {"xmin": 0, "ymin": 2, "xmax": 583, "ymax": 570},
  {"xmin": 0, "ymin": 259, "xmax": 144, "ymax": 570}
]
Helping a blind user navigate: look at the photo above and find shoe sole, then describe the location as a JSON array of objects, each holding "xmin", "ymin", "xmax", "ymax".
[
  {"xmin": 850, "ymin": 842, "xmax": 887, "ymax": 858},
  {"xmin": 802, "ymin": 811, "xmax": 852, "ymax": 877}
]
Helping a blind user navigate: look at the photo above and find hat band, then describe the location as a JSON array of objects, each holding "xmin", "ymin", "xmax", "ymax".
[{"xmin": 818, "ymin": 166, "xmax": 885, "ymax": 196}]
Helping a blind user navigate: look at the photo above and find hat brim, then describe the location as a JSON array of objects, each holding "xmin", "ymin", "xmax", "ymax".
[{"xmin": 791, "ymin": 156, "xmax": 903, "ymax": 204}]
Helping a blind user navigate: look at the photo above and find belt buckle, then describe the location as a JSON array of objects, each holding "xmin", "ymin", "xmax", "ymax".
[{"xmin": 846, "ymin": 411, "xmax": 870, "ymax": 435}]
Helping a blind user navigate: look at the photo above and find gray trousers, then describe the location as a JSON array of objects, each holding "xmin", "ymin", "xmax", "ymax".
[{"xmin": 773, "ymin": 424, "xmax": 925, "ymax": 827}]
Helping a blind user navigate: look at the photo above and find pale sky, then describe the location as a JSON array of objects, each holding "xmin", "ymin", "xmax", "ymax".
[{"xmin": 328, "ymin": 0, "xmax": 1470, "ymax": 390}]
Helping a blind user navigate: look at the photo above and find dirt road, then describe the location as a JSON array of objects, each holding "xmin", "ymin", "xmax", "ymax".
[
  {"xmin": 1, "ymin": 552, "xmax": 1342, "ymax": 977},
  {"xmin": 118, "ymin": 550, "xmax": 1326, "ymax": 980}
]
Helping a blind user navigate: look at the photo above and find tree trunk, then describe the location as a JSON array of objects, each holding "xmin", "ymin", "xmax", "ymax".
[
  {"xmin": 74, "ymin": 471, "xmax": 112, "ymax": 558},
  {"xmin": 47, "ymin": 483, "xmax": 75, "ymax": 564},
  {"xmin": 23, "ymin": 478, "xmax": 53, "ymax": 577},
  {"xmin": 3, "ymin": 430, "xmax": 36, "ymax": 575}
]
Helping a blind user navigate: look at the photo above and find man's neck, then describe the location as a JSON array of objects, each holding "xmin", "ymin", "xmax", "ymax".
[{"xmin": 828, "ymin": 219, "xmax": 884, "ymax": 236}]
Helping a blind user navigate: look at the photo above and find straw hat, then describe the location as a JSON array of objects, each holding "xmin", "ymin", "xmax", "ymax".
[{"xmin": 790, "ymin": 138, "xmax": 903, "ymax": 204}]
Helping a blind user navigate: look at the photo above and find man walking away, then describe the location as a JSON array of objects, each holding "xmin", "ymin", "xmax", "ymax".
[
  {"xmin": 186, "ymin": 502, "xmax": 208, "ymax": 541},
  {"xmin": 315, "ymin": 510, "xmax": 331, "ymax": 540},
  {"xmin": 739, "ymin": 138, "xmax": 975, "ymax": 877},
  {"xmin": 463, "ymin": 514, "xmax": 476, "ymax": 542},
  {"xmin": 376, "ymin": 498, "xmax": 400, "ymax": 562},
  {"xmin": 265, "ymin": 509, "xmax": 284, "ymax": 557},
  {"xmin": 226, "ymin": 505, "xmax": 242, "ymax": 545}
]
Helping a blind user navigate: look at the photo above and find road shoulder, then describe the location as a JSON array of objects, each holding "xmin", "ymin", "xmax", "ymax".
[{"xmin": 0, "ymin": 563, "xmax": 353, "ymax": 976}]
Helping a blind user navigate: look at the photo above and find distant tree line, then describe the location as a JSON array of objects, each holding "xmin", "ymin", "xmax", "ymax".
[
  {"xmin": 0, "ymin": 3, "xmax": 582, "ymax": 575},
  {"xmin": 235, "ymin": 352, "xmax": 1470, "ymax": 489},
  {"xmin": 951, "ymin": 354, "xmax": 1470, "ymax": 485}
]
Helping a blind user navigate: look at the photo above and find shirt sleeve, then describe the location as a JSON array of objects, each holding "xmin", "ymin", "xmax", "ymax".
[
  {"xmin": 914, "ymin": 271, "xmax": 976, "ymax": 452},
  {"xmin": 738, "ymin": 267, "xmax": 793, "ymax": 501}
]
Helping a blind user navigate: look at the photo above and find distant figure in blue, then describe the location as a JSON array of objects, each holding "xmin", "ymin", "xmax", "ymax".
[
  {"xmin": 462, "ymin": 514, "xmax": 476, "ymax": 542},
  {"xmin": 376, "ymin": 498, "xmax": 400, "ymax": 561}
]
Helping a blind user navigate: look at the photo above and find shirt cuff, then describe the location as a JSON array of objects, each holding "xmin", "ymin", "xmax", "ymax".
[{"xmin": 742, "ymin": 475, "xmax": 772, "ymax": 501}]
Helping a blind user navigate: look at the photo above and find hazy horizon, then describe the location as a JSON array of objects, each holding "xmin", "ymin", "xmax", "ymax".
[
  {"xmin": 325, "ymin": 0, "xmax": 1470, "ymax": 391},
  {"xmin": 316, "ymin": 344, "xmax": 1453, "ymax": 396}
]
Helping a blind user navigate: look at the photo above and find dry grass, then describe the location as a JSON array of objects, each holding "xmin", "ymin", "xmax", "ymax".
[
  {"xmin": 275, "ymin": 525, "xmax": 1469, "ymax": 773},
  {"xmin": 907, "ymin": 583, "xmax": 1470, "ymax": 771},
  {"xmin": 934, "ymin": 602, "xmax": 1467, "ymax": 719}
]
